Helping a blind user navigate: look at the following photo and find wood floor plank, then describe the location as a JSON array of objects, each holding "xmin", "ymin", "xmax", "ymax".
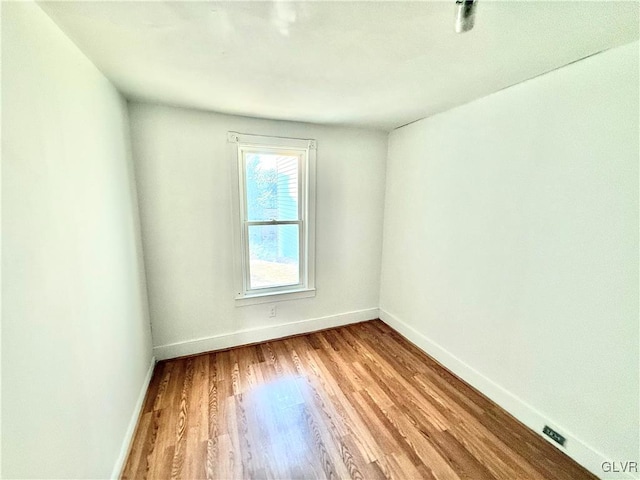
[
  {"xmin": 122, "ymin": 320, "xmax": 597, "ymax": 480},
  {"xmin": 121, "ymin": 411, "xmax": 152, "ymax": 479}
]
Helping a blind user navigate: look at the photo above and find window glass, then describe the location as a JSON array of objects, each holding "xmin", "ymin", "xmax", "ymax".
[
  {"xmin": 248, "ymin": 224, "xmax": 300, "ymax": 289},
  {"xmin": 245, "ymin": 153, "xmax": 298, "ymax": 222}
]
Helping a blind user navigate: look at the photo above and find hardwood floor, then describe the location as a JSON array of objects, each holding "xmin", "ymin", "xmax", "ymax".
[{"xmin": 122, "ymin": 320, "xmax": 596, "ymax": 480}]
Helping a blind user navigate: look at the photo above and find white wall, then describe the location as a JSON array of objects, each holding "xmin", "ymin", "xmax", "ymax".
[
  {"xmin": 380, "ymin": 41, "xmax": 639, "ymax": 477},
  {"xmin": 129, "ymin": 103, "xmax": 387, "ymax": 359},
  {"xmin": 2, "ymin": 3, "xmax": 154, "ymax": 478}
]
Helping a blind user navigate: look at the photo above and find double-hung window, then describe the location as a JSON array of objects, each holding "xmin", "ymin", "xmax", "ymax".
[{"xmin": 228, "ymin": 132, "xmax": 316, "ymax": 304}]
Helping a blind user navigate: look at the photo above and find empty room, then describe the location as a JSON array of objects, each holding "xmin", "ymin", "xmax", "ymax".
[{"xmin": 2, "ymin": 1, "xmax": 638, "ymax": 479}]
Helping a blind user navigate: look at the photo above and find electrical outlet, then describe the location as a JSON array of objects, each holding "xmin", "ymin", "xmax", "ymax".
[
  {"xmin": 269, "ymin": 305, "xmax": 277, "ymax": 318},
  {"xmin": 543, "ymin": 425, "xmax": 566, "ymax": 446}
]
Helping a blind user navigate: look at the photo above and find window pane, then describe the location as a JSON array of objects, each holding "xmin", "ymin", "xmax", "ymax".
[
  {"xmin": 248, "ymin": 224, "xmax": 299, "ymax": 289},
  {"xmin": 245, "ymin": 153, "xmax": 298, "ymax": 221}
]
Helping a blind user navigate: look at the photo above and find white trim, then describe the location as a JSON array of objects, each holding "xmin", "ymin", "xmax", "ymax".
[
  {"xmin": 378, "ymin": 308, "xmax": 634, "ymax": 480},
  {"xmin": 153, "ymin": 308, "xmax": 379, "ymax": 361},
  {"xmin": 228, "ymin": 131, "xmax": 316, "ymax": 150},
  {"xmin": 228, "ymin": 136, "xmax": 244, "ymax": 299},
  {"xmin": 111, "ymin": 356, "xmax": 157, "ymax": 479},
  {"xmin": 235, "ymin": 287, "xmax": 316, "ymax": 306}
]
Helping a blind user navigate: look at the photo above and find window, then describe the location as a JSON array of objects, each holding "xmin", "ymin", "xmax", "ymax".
[{"xmin": 228, "ymin": 132, "xmax": 316, "ymax": 304}]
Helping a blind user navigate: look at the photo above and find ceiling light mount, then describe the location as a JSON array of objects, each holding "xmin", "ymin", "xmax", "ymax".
[{"xmin": 455, "ymin": 0, "xmax": 478, "ymax": 33}]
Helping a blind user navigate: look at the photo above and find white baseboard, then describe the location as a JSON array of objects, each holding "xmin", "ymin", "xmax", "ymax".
[
  {"xmin": 111, "ymin": 355, "xmax": 157, "ymax": 480},
  {"xmin": 153, "ymin": 308, "xmax": 379, "ymax": 361},
  {"xmin": 379, "ymin": 308, "xmax": 634, "ymax": 480}
]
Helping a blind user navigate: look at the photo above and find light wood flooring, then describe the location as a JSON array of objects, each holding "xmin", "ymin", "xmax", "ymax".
[{"xmin": 122, "ymin": 320, "xmax": 597, "ymax": 479}]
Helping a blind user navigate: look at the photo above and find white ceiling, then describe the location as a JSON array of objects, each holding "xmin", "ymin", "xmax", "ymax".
[{"xmin": 38, "ymin": 1, "xmax": 639, "ymax": 131}]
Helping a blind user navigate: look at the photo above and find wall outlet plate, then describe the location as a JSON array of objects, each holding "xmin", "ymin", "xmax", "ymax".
[{"xmin": 543, "ymin": 425, "xmax": 566, "ymax": 446}]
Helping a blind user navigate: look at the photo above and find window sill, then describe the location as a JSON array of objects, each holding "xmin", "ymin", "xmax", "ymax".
[{"xmin": 235, "ymin": 288, "xmax": 316, "ymax": 306}]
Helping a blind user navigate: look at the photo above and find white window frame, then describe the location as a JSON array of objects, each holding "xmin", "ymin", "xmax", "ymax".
[{"xmin": 228, "ymin": 132, "xmax": 316, "ymax": 306}]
